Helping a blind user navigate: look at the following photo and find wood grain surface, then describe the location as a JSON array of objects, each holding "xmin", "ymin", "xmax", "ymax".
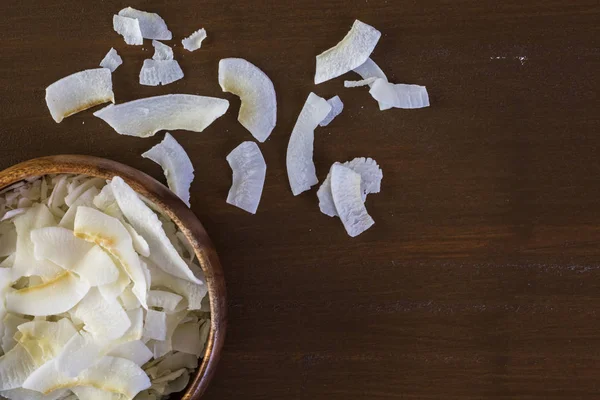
[{"xmin": 1, "ymin": 1, "xmax": 600, "ymax": 398}]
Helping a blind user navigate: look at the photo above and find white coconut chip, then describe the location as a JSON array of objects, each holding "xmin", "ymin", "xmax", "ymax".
[
  {"xmin": 2, "ymin": 314, "xmax": 29, "ymax": 354},
  {"xmin": 218, "ymin": 58, "xmax": 277, "ymax": 142},
  {"xmin": 17, "ymin": 319, "xmax": 77, "ymax": 364},
  {"xmin": 319, "ymin": 95, "xmax": 344, "ymax": 127},
  {"xmin": 70, "ymin": 288, "xmax": 131, "ymax": 340},
  {"xmin": 152, "ymin": 40, "xmax": 173, "ymax": 61},
  {"xmin": 353, "ymin": 57, "xmax": 392, "ymax": 110},
  {"xmin": 369, "ymin": 78, "xmax": 430, "ymax": 110},
  {"xmin": 330, "ymin": 164, "xmax": 375, "ymax": 237},
  {"xmin": 113, "ymin": 15, "xmax": 143, "ymax": 45},
  {"xmin": 142, "ymin": 133, "xmax": 194, "ymax": 207},
  {"xmin": 124, "ymin": 222, "xmax": 150, "ymax": 257},
  {"xmin": 0, "ymin": 345, "xmax": 37, "ymax": 390},
  {"xmin": 6, "ymin": 272, "xmax": 90, "ymax": 317},
  {"xmin": 155, "ymin": 352, "xmax": 198, "ymax": 375},
  {"xmin": 163, "ymin": 370, "xmax": 190, "ymax": 395},
  {"xmin": 108, "ymin": 340, "xmax": 153, "ymax": 366},
  {"xmin": 286, "ymin": 92, "xmax": 332, "ymax": 196},
  {"xmin": 139, "ymin": 59, "xmax": 184, "ymax": 86},
  {"xmin": 74, "ymin": 206, "xmax": 148, "ymax": 308},
  {"xmin": 314, "ymin": 20, "xmax": 381, "ymax": 85},
  {"xmin": 93, "ymin": 94, "xmax": 229, "ymax": 138},
  {"xmin": 145, "ymin": 260, "xmax": 206, "ymax": 311},
  {"xmin": 343, "ymin": 77, "xmax": 377, "ymax": 87},
  {"xmin": 171, "ymin": 321, "xmax": 204, "ymax": 357},
  {"xmin": 0, "ymin": 209, "xmax": 27, "ymax": 222},
  {"xmin": 64, "ymin": 178, "xmax": 104, "ymax": 207},
  {"xmin": 31, "ymin": 227, "xmax": 93, "ymax": 269},
  {"xmin": 149, "ymin": 310, "xmax": 188, "ymax": 359},
  {"xmin": 45, "ymin": 68, "xmax": 114, "ymax": 123},
  {"xmin": 317, "ymin": 157, "xmax": 383, "ymax": 217},
  {"xmin": 226, "ymin": 141, "xmax": 266, "ymax": 214},
  {"xmin": 181, "ymin": 28, "xmax": 207, "ymax": 52},
  {"xmin": 147, "ymin": 290, "xmax": 183, "ymax": 313},
  {"xmin": 0, "ymin": 388, "xmax": 68, "ymax": 400},
  {"xmin": 118, "ymin": 7, "xmax": 172, "ymax": 40},
  {"xmin": 98, "ymin": 269, "xmax": 130, "ymax": 302},
  {"xmin": 73, "ymin": 245, "xmax": 120, "ymax": 286},
  {"xmin": 58, "ymin": 186, "xmax": 100, "ymax": 230},
  {"xmin": 120, "ymin": 287, "xmax": 142, "ymax": 310},
  {"xmin": 0, "ymin": 224, "xmax": 16, "ymax": 257},
  {"xmin": 22, "ymin": 356, "xmax": 150, "ymax": 398},
  {"xmin": 143, "ymin": 310, "xmax": 167, "ymax": 341},
  {"xmin": 92, "ymin": 184, "xmax": 123, "ymax": 220},
  {"xmin": 55, "ymin": 330, "xmax": 108, "ymax": 378},
  {"xmin": 71, "ymin": 387, "xmax": 123, "ymax": 400},
  {"xmin": 111, "ymin": 177, "xmax": 202, "ymax": 284},
  {"xmin": 99, "ymin": 48, "xmax": 123, "ymax": 72}
]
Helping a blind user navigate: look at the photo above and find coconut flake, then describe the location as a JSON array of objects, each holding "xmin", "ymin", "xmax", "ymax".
[
  {"xmin": 218, "ymin": 58, "xmax": 277, "ymax": 142},
  {"xmin": 172, "ymin": 321, "xmax": 204, "ymax": 356},
  {"xmin": 6, "ymin": 272, "xmax": 90, "ymax": 317},
  {"xmin": 142, "ymin": 133, "xmax": 194, "ymax": 207},
  {"xmin": 330, "ymin": 164, "xmax": 375, "ymax": 237},
  {"xmin": 17, "ymin": 319, "xmax": 77, "ymax": 364},
  {"xmin": 23, "ymin": 356, "xmax": 150, "ymax": 398},
  {"xmin": 98, "ymin": 269, "xmax": 130, "ymax": 302},
  {"xmin": 152, "ymin": 40, "xmax": 173, "ymax": 61},
  {"xmin": 344, "ymin": 77, "xmax": 377, "ymax": 87},
  {"xmin": 45, "ymin": 68, "xmax": 114, "ymax": 123},
  {"xmin": 147, "ymin": 290, "xmax": 183, "ymax": 313},
  {"xmin": 146, "ymin": 260, "xmax": 206, "ymax": 310},
  {"xmin": 181, "ymin": 28, "xmax": 207, "ymax": 51},
  {"xmin": 58, "ymin": 186, "xmax": 99, "ymax": 230},
  {"xmin": 110, "ymin": 177, "xmax": 201, "ymax": 284},
  {"xmin": 226, "ymin": 141, "xmax": 266, "ymax": 214},
  {"xmin": 54, "ymin": 330, "xmax": 108, "ymax": 378},
  {"xmin": 0, "ymin": 224, "xmax": 16, "ymax": 257},
  {"xmin": 314, "ymin": 20, "xmax": 381, "ymax": 84},
  {"xmin": 31, "ymin": 227, "xmax": 94, "ymax": 269},
  {"xmin": 353, "ymin": 57, "xmax": 387, "ymax": 84},
  {"xmin": 118, "ymin": 7, "xmax": 172, "ymax": 40},
  {"xmin": 369, "ymin": 78, "xmax": 430, "ymax": 110},
  {"xmin": 319, "ymin": 95, "xmax": 344, "ymax": 127},
  {"xmin": 2, "ymin": 314, "xmax": 29, "ymax": 354},
  {"xmin": 71, "ymin": 387, "xmax": 123, "ymax": 400},
  {"xmin": 286, "ymin": 92, "xmax": 332, "ymax": 196},
  {"xmin": 155, "ymin": 352, "xmax": 198, "ymax": 375},
  {"xmin": 94, "ymin": 94, "xmax": 229, "ymax": 138},
  {"xmin": 143, "ymin": 310, "xmax": 167, "ymax": 341},
  {"xmin": 74, "ymin": 206, "xmax": 148, "ymax": 307},
  {"xmin": 139, "ymin": 59, "xmax": 184, "ymax": 86},
  {"xmin": 113, "ymin": 15, "xmax": 143, "ymax": 45},
  {"xmin": 122, "ymin": 222, "xmax": 150, "ymax": 258},
  {"xmin": 99, "ymin": 48, "xmax": 123, "ymax": 72},
  {"xmin": 317, "ymin": 157, "xmax": 383, "ymax": 217},
  {"xmin": 74, "ymin": 245, "xmax": 120, "ymax": 286},
  {"xmin": 0, "ymin": 209, "xmax": 27, "ymax": 222},
  {"xmin": 108, "ymin": 340, "xmax": 153, "ymax": 366},
  {"xmin": 70, "ymin": 288, "xmax": 131, "ymax": 340},
  {"xmin": 0, "ymin": 345, "xmax": 37, "ymax": 390},
  {"xmin": 0, "ymin": 388, "xmax": 68, "ymax": 400}
]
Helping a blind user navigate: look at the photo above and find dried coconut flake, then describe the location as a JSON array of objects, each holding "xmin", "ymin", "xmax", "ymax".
[
  {"xmin": 182, "ymin": 28, "xmax": 207, "ymax": 52},
  {"xmin": 330, "ymin": 164, "xmax": 375, "ymax": 237},
  {"xmin": 369, "ymin": 78, "xmax": 430, "ymax": 110},
  {"xmin": 118, "ymin": 7, "xmax": 172, "ymax": 40},
  {"xmin": 319, "ymin": 95, "xmax": 344, "ymax": 127},
  {"xmin": 139, "ymin": 59, "xmax": 184, "ymax": 86},
  {"xmin": 226, "ymin": 141, "xmax": 266, "ymax": 214},
  {"xmin": 152, "ymin": 40, "xmax": 173, "ymax": 61},
  {"xmin": 99, "ymin": 48, "xmax": 123, "ymax": 72},
  {"xmin": 113, "ymin": 15, "xmax": 143, "ymax": 45}
]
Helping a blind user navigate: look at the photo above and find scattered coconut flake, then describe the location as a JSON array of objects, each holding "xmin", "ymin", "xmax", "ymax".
[
  {"xmin": 74, "ymin": 206, "xmax": 148, "ymax": 308},
  {"xmin": 317, "ymin": 157, "xmax": 383, "ymax": 217},
  {"xmin": 314, "ymin": 20, "xmax": 381, "ymax": 84},
  {"xmin": 6, "ymin": 272, "xmax": 91, "ymax": 316},
  {"xmin": 111, "ymin": 177, "xmax": 202, "ymax": 284},
  {"xmin": 142, "ymin": 133, "xmax": 194, "ymax": 207},
  {"xmin": 369, "ymin": 78, "xmax": 430, "ymax": 110},
  {"xmin": 181, "ymin": 28, "xmax": 207, "ymax": 51},
  {"xmin": 70, "ymin": 288, "xmax": 131, "ymax": 340},
  {"xmin": 226, "ymin": 141, "xmax": 266, "ymax": 214},
  {"xmin": 118, "ymin": 7, "xmax": 172, "ymax": 40},
  {"xmin": 319, "ymin": 95, "xmax": 344, "ymax": 127},
  {"xmin": 45, "ymin": 68, "xmax": 114, "ymax": 123},
  {"xmin": 344, "ymin": 77, "xmax": 377, "ymax": 87},
  {"xmin": 112, "ymin": 15, "xmax": 144, "ymax": 45},
  {"xmin": 109, "ymin": 340, "xmax": 153, "ymax": 366},
  {"xmin": 353, "ymin": 57, "xmax": 388, "ymax": 84},
  {"xmin": 152, "ymin": 40, "xmax": 173, "ymax": 61},
  {"xmin": 94, "ymin": 94, "xmax": 229, "ymax": 138},
  {"xmin": 286, "ymin": 92, "xmax": 332, "ymax": 196},
  {"xmin": 139, "ymin": 59, "xmax": 184, "ymax": 86},
  {"xmin": 218, "ymin": 58, "xmax": 277, "ymax": 142},
  {"xmin": 330, "ymin": 164, "xmax": 375, "ymax": 237},
  {"xmin": 99, "ymin": 48, "xmax": 123, "ymax": 72},
  {"xmin": 23, "ymin": 356, "xmax": 150, "ymax": 398},
  {"xmin": 143, "ymin": 309, "xmax": 167, "ymax": 341},
  {"xmin": 147, "ymin": 290, "xmax": 183, "ymax": 313}
]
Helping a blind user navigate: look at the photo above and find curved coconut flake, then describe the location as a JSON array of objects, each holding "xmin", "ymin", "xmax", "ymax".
[
  {"xmin": 93, "ymin": 94, "xmax": 229, "ymax": 138},
  {"xmin": 317, "ymin": 157, "xmax": 383, "ymax": 217},
  {"xmin": 93, "ymin": 184, "xmax": 123, "ymax": 220},
  {"xmin": 64, "ymin": 178, "xmax": 104, "ymax": 207},
  {"xmin": 156, "ymin": 352, "xmax": 197, "ymax": 376},
  {"xmin": 226, "ymin": 141, "xmax": 266, "ymax": 214},
  {"xmin": 108, "ymin": 340, "xmax": 153, "ymax": 366},
  {"xmin": 369, "ymin": 78, "xmax": 430, "ymax": 110},
  {"xmin": 47, "ymin": 176, "xmax": 68, "ymax": 214},
  {"xmin": 123, "ymin": 222, "xmax": 150, "ymax": 257},
  {"xmin": 218, "ymin": 58, "xmax": 277, "ymax": 142},
  {"xmin": 146, "ymin": 260, "xmax": 206, "ymax": 310},
  {"xmin": 122, "ymin": 308, "xmax": 144, "ymax": 342},
  {"xmin": 74, "ymin": 206, "xmax": 148, "ymax": 307},
  {"xmin": 99, "ymin": 48, "xmax": 123, "ymax": 72},
  {"xmin": 2, "ymin": 314, "xmax": 29, "ymax": 354},
  {"xmin": 152, "ymin": 40, "xmax": 173, "ymax": 61},
  {"xmin": 98, "ymin": 268, "xmax": 130, "ymax": 302},
  {"xmin": 119, "ymin": 287, "xmax": 141, "ymax": 310},
  {"xmin": 0, "ymin": 388, "xmax": 68, "ymax": 400},
  {"xmin": 70, "ymin": 288, "xmax": 131, "ymax": 340},
  {"xmin": 149, "ymin": 310, "xmax": 188, "ymax": 359},
  {"xmin": 0, "ymin": 209, "xmax": 27, "ymax": 222},
  {"xmin": 23, "ymin": 356, "xmax": 150, "ymax": 398},
  {"xmin": 164, "ymin": 369, "xmax": 190, "ymax": 395},
  {"xmin": 153, "ymin": 368, "xmax": 185, "ymax": 384},
  {"xmin": 353, "ymin": 57, "xmax": 388, "ymax": 83},
  {"xmin": 113, "ymin": 15, "xmax": 143, "ymax": 45},
  {"xmin": 142, "ymin": 133, "xmax": 194, "ymax": 207},
  {"xmin": 147, "ymin": 290, "xmax": 183, "ymax": 313},
  {"xmin": 59, "ymin": 186, "xmax": 100, "ymax": 230},
  {"xmin": 172, "ymin": 321, "xmax": 204, "ymax": 356},
  {"xmin": 286, "ymin": 92, "xmax": 332, "ymax": 196},
  {"xmin": 110, "ymin": 177, "xmax": 201, "ymax": 284},
  {"xmin": 314, "ymin": 20, "xmax": 381, "ymax": 85},
  {"xmin": 343, "ymin": 77, "xmax": 377, "ymax": 87},
  {"xmin": 319, "ymin": 95, "xmax": 344, "ymax": 127},
  {"xmin": 31, "ymin": 227, "xmax": 93, "ymax": 269},
  {"xmin": 143, "ymin": 310, "xmax": 167, "ymax": 341},
  {"xmin": 182, "ymin": 28, "xmax": 207, "ymax": 52},
  {"xmin": 55, "ymin": 330, "xmax": 108, "ymax": 378},
  {"xmin": 118, "ymin": 7, "xmax": 172, "ymax": 40},
  {"xmin": 139, "ymin": 59, "xmax": 184, "ymax": 86},
  {"xmin": 45, "ymin": 68, "xmax": 114, "ymax": 123},
  {"xmin": 330, "ymin": 164, "xmax": 375, "ymax": 237},
  {"xmin": 17, "ymin": 319, "xmax": 77, "ymax": 364},
  {"xmin": 6, "ymin": 272, "xmax": 90, "ymax": 316},
  {"xmin": 71, "ymin": 387, "xmax": 123, "ymax": 400},
  {"xmin": 74, "ymin": 245, "xmax": 120, "ymax": 286},
  {"xmin": 0, "ymin": 345, "xmax": 37, "ymax": 390}
]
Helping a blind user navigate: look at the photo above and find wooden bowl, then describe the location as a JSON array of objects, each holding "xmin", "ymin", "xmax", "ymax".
[{"xmin": 0, "ymin": 155, "xmax": 226, "ymax": 400}]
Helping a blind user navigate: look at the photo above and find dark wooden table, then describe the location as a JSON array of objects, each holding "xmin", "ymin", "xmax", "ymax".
[{"xmin": 1, "ymin": 0, "xmax": 600, "ymax": 398}]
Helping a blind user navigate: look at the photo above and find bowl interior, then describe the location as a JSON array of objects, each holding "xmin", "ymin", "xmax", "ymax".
[{"xmin": 0, "ymin": 155, "xmax": 226, "ymax": 400}]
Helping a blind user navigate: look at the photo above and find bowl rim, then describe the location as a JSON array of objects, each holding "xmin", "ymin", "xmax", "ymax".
[{"xmin": 0, "ymin": 154, "xmax": 227, "ymax": 400}]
